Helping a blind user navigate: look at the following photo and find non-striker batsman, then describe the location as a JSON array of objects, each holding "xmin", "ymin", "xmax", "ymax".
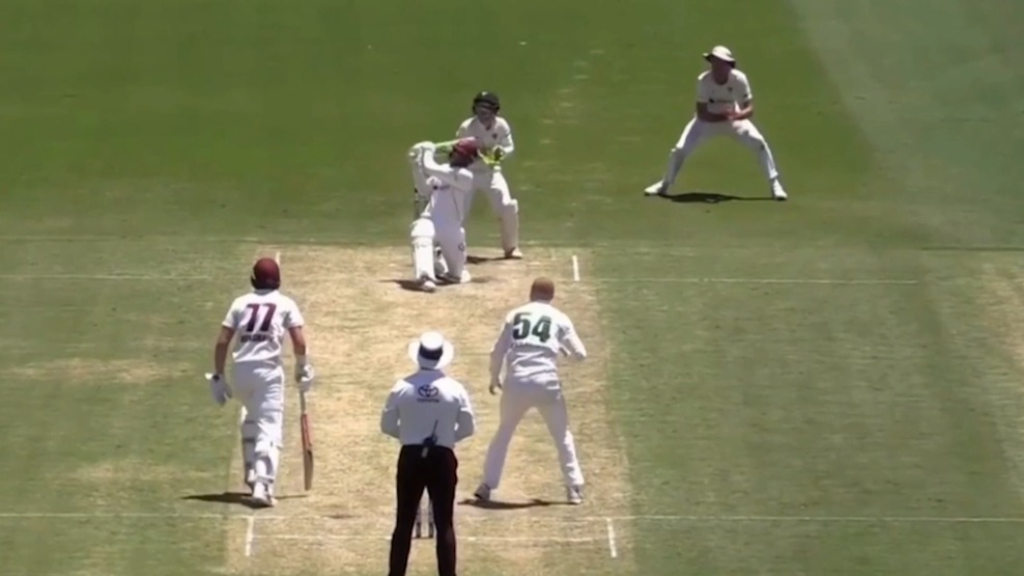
[{"xmin": 206, "ymin": 257, "xmax": 315, "ymax": 507}]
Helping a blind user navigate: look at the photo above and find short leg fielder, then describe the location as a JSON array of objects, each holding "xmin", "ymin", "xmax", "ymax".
[
  {"xmin": 232, "ymin": 365, "xmax": 285, "ymax": 496},
  {"xmin": 658, "ymin": 118, "xmax": 780, "ymax": 193},
  {"xmin": 481, "ymin": 383, "xmax": 584, "ymax": 492}
]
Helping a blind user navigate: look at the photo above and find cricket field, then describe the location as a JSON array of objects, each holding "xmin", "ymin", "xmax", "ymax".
[{"xmin": 2, "ymin": 0, "xmax": 1024, "ymax": 574}]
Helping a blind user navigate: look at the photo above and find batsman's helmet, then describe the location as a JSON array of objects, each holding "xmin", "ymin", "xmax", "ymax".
[
  {"xmin": 251, "ymin": 257, "xmax": 281, "ymax": 290},
  {"xmin": 452, "ymin": 138, "xmax": 481, "ymax": 159},
  {"xmin": 472, "ymin": 91, "xmax": 500, "ymax": 112}
]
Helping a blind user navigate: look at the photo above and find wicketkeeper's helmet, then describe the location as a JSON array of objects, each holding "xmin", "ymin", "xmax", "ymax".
[
  {"xmin": 472, "ymin": 91, "xmax": 500, "ymax": 112},
  {"xmin": 251, "ymin": 257, "xmax": 281, "ymax": 290}
]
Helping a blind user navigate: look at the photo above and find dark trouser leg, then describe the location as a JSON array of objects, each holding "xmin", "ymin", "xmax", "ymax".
[
  {"xmin": 427, "ymin": 449, "xmax": 459, "ymax": 576},
  {"xmin": 389, "ymin": 448, "xmax": 427, "ymax": 576}
]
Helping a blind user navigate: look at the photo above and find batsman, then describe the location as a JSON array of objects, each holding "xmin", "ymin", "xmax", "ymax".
[
  {"xmin": 408, "ymin": 138, "xmax": 481, "ymax": 292},
  {"xmin": 207, "ymin": 258, "xmax": 316, "ymax": 507}
]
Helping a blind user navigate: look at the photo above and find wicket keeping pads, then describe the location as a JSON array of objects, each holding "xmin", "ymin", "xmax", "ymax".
[{"xmin": 299, "ymin": 390, "xmax": 314, "ymax": 490}]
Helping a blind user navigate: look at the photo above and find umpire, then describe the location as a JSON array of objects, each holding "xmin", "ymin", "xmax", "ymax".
[{"xmin": 380, "ymin": 331, "xmax": 477, "ymax": 576}]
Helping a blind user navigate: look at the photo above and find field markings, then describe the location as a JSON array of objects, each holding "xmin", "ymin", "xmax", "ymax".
[
  {"xmin": 572, "ymin": 254, "xmax": 580, "ymax": 282},
  {"xmin": 0, "ymin": 273, "xmax": 919, "ymax": 285},
  {"xmin": 2, "ymin": 511, "xmax": 1023, "ymax": 524},
  {"xmin": 605, "ymin": 517, "xmax": 618, "ymax": 559}
]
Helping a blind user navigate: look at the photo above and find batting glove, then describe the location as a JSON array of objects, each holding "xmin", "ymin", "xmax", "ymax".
[
  {"xmin": 296, "ymin": 364, "xmax": 315, "ymax": 392},
  {"xmin": 205, "ymin": 373, "xmax": 232, "ymax": 407},
  {"xmin": 489, "ymin": 379, "xmax": 502, "ymax": 395}
]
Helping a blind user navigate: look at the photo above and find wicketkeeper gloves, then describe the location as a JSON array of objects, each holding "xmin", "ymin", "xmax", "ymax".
[{"xmin": 205, "ymin": 373, "xmax": 232, "ymax": 406}]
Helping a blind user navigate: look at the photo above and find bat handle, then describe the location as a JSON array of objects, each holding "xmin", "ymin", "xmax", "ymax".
[{"xmin": 299, "ymin": 390, "xmax": 307, "ymax": 415}]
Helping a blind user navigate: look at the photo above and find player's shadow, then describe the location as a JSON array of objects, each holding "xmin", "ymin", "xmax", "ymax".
[
  {"xmin": 181, "ymin": 491, "xmax": 307, "ymax": 509},
  {"xmin": 655, "ymin": 191, "xmax": 771, "ymax": 204},
  {"xmin": 458, "ymin": 497, "xmax": 566, "ymax": 510}
]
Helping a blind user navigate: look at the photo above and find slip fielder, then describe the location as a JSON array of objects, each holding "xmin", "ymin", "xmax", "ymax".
[
  {"xmin": 453, "ymin": 91, "xmax": 522, "ymax": 259},
  {"xmin": 474, "ymin": 277, "xmax": 588, "ymax": 505},
  {"xmin": 408, "ymin": 139, "xmax": 481, "ymax": 292},
  {"xmin": 645, "ymin": 45, "xmax": 788, "ymax": 201},
  {"xmin": 207, "ymin": 257, "xmax": 315, "ymax": 507}
]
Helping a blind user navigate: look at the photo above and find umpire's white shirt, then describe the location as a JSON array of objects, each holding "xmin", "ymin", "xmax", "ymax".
[
  {"xmin": 490, "ymin": 301, "xmax": 587, "ymax": 388},
  {"xmin": 380, "ymin": 370, "xmax": 476, "ymax": 449}
]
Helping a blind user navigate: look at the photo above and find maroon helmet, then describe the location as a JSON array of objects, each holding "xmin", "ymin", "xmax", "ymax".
[{"xmin": 251, "ymin": 257, "xmax": 281, "ymax": 290}]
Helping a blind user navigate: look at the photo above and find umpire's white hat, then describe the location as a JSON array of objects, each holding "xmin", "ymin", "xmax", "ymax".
[{"xmin": 409, "ymin": 331, "xmax": 455, "ymax": 370}]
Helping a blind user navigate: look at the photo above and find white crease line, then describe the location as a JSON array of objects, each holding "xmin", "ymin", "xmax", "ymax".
[
  {"xmin": 598, "ymin": 516, "xmax": 614, "ymax": 557},
  {"xmin": 262, "ymin": 534, "xmax": 599, "ymax": 543},
  {"xmin": 0, "ymin": 273, "xmax": 919, "ymax": 285},
  {"xmin": 3, "ymin": 512, "xmax": 1024, "ymax": 524},
  {"xmin": 605, "ymin": 517, "xmax": 618, "ymax": 558},
  {"xmin": 593, "ymin": 277, "xmax": 918, "ymax": 285},
  {"xmin": 244, "ymin": 516, "xmax": 256, "ymax": 557},
  {"xmin": 572, "ymin": 254, "xmax": 580, "ymax": 282}
]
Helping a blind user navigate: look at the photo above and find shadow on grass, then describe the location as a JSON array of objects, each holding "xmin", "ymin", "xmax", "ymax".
[
  {"xmin": 458, "ymin": 497, "xmax": 567, "ymax": 510},
  {"xmin": 181, "ymin": 491, "xmax": 307, "ymax": 509},
  {"xmin": 652, "ymin": 191, "xmax": 774, "ymax": 203}
]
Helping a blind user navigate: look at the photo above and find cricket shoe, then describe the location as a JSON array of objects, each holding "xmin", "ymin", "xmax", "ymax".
[
  {"xmin": 441, "ymin": 270, "xmax": 472, "ymax": 284},
  {"xmin": 419, "ymin": 276, "xmax": 437, "ymax": 293},
  {"xmin": 567, "ymin": 485, "xmax": 584, "ymax": 505},
  {"xmin": 771, "ymin": 180, "xmax": 788, "ymax": 201},
  {"xmin": 246, "ymin": 483, "xmax": 276, "ymax": 509},
  {"xmin": 473, "ymin": 483, "xmax": 493, "ymax": 502},
  {"xmin": 644, "ymin": 181, "xmax": 667, "ymax": 196},
  {"xmin": 504, "ymin": 247, "xmax": 523, "ymax": 259}
]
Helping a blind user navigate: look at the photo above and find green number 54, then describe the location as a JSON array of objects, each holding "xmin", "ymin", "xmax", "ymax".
[{"xmin": 512, "ymin": 312, "xmax": 552, "ymax": 343}]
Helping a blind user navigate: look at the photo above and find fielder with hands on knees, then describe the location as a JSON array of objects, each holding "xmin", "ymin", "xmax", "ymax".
[
  {"xmin": 475, "ymin": 277, "xmax": 588, "ymax": 505},
  {"xmin": 381, "ymin": 331, "xmax": 476, "ymax": 576},
  {"xmin": 206, "ymin": 257, "xmax": 315, "ymax": 508}
]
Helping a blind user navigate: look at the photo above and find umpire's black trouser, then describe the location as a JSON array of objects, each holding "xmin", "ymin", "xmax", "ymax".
[{"xmin": 388, "ymin": 444, "xmax": 458, "ymax": 576}]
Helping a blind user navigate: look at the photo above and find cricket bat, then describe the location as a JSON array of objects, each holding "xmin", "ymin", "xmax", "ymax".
[{"xmin": 299, "ymin": 390, "xmax": 314, "ymax": 491}]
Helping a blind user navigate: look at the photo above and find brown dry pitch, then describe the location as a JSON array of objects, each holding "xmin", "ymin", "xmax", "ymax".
[{"xmin": 222, "ymin": 245, "xmax": 632, "ymax": 575}]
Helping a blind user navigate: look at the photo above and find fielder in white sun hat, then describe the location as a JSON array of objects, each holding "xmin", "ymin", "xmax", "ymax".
[
  {"xmin": 703, "ymin": 45, "xmax": 736, "ymax": 67},
  {"xmin": 408, "ymin": 331, "xmax": 455, "ymax": 370}
]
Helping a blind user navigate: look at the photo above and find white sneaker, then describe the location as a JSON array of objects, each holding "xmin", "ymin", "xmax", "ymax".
[
  {"xmin": 458, "ymin": 269, "xmax": 472, "ymax": 283},
  {"xmin": 247, "ymin": 483, "xmax": 276, "ymax": 508},
  {"xmin": 567, "ymin": 485, "xmax": 584, "ymax": 505},
  {"xmin": 420, "ymin": 277, "xmax": 436, "ymax": 293},
  {"xmin": 473, "ymin": 483, "xmax": 492, "ymax": 502},
  {"xmin": 504, "ymin": 247, "xmax": 523, "ymax": 259},
  {"xmin": 771, "ymin": 180, "xmax": 788, "ymax": 201},
  {"xmin": 644, "ymin": 181, "xmax": 667, "ymax": 196}
]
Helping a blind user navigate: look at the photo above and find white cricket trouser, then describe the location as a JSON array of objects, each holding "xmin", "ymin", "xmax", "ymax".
[
  {"xmin": 466, "ymin": 169, "xmax": 519, "ymax": 253},
  {"xmin": 233, "ymin": 363, "xmax": 284, "ymax": 491},
  {"xmin": 661, "ymin": 118, "xmax": 780, "ymax": 188},
  {"xmin": 482, "ymin": 379, "xmax": 584, "ymax": 490}
]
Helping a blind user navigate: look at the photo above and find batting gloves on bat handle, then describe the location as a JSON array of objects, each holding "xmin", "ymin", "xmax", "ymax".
[
  {"xmin": 205, "ymin": 373, "xmax": 232, "ymax": 407},
  {"xmin": 295, "ymin": 357, "xmax": 315, "ymax": 392}
]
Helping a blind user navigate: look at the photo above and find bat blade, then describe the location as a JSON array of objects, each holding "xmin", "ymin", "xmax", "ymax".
[{"xmin": 300, "ymin": 391, "xmax": 314, "ymax": 491}]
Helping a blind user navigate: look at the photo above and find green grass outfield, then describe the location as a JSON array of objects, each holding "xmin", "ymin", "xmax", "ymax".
[{"xmin": 3, "ymin": 0, "xmax": 1024, "ymax": 574}]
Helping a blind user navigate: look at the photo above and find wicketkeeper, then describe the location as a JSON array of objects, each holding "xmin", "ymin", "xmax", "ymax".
[{"xmin": 207, "ymin": 257, "xmax": 315, "ymax": 508}]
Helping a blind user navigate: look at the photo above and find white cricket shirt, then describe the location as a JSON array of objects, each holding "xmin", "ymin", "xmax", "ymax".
[
  {"xmin": 455, "ymin": 116, "xmax": 514, "ymax": 172},
  {"xmin": 380, "ymin": 370, "xmax": 476, "ymax": 449},
  {"xmin": 419, "ymin": 144, "xmax": 474, "ymax": 226},
  {"xmin": 490, "ymin": 300, "xmax": 587, "ymax": 386},
  {"xmin": 696, "ymin": 69, "xmax": 753, "ymax": 115},
  {"xmin": 222, "ymin": 289, "xmax": 304, "ymax": 365}
]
